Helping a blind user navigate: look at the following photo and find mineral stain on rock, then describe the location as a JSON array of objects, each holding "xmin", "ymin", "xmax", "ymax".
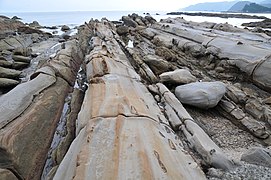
[{"xmin": 1, "ymin": 12, "xmax": 271, "ymax": 180}]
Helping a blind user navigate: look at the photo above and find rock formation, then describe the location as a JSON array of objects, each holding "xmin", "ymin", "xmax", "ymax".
[{"xmin": 0, "ymin": 13, "xmax": 271, "ymax": 179}]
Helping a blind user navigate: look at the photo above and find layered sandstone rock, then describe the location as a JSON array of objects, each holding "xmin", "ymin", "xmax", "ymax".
[
  {"xmin": 1, "ymin": 13, "xmax": 271, "ymax": 180},
  {"xmin": 0, "ymin": 38, "xmax": 83, "ymax": 179},
  {"xmin": 54, "ymin": 20, "xmax": 206, "ymax": 180}
]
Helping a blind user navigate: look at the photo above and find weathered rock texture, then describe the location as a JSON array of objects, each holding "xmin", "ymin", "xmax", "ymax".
[
  {"xmin": 1, "ymin": 13, "xmax": 271, "ymax": 180},
  {"xmin": 54, "ymin": 19, "xmax": 206, "ymax": 180},
  {"xmin": 241, "ymin": 147, "xmax": 271, "ymax": 167},
  {"xmin": 0, "ymin": 38, "xmax": 83, "ymax": 179}
]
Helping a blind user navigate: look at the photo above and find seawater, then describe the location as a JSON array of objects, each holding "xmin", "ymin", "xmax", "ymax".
[
  {"xmin": 2, "ymin": 11, "xmax": 159, "ymax": 26},
  {"xmin": 2, "ymin": 11, "xmax": 271, "ymax": 28}
]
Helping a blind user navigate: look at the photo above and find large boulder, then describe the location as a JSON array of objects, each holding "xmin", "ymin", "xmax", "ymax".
[
  {"xmin": 61, "ymin": 25, "xmax": 70, "ymax": 31},
  {"xmin": 29, "ymin": 20, "xmax": 41, "ymax": 28},
  {"xmin": 241, "ymin": 147, "xmax": 271, "ymax": 168},
  {"xmin": 122, "ymin": 16, "xmax": 137, "ymax": 28},
  {"xmin": 116, "ymin": 25, "xmax": 129, "ymax": 36},
  {"xmin": 159, "ymin": 69, "xmax": 197, "ymax": 84},
  {"xmin": 175, "ymin": 81, "xmax": 226, "ymax": 109}
]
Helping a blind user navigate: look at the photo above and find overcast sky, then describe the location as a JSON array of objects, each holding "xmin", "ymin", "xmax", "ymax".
[{"xmin": 0, "ymin": 0, "xmax": 235, "ymax": 12}]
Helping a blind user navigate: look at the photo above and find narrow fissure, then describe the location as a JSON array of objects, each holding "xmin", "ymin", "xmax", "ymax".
[{"xmin": 41, "ymin": 64, "xmax": 87, "ymax": 180}]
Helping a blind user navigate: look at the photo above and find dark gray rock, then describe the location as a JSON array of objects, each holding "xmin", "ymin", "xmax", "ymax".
[
  {"xmin": 122, "ymin": 16, "xmax": 137, "ymax": 28},
  {"xmin": 0, "ymin": 60, "xmax": 12, "ymax": 68},
  {"xmin": 0, "ymin": 67, "xmax": 22, "ymax": 79},
  {"xmin": 29, "ymin": 21, "xmax": 41, "ymax": 27},
  {"xmin": 61, "ymin": 25, "xmax": 70, "ymax": 31},
  {"xmin": 12, "ymin": 55, "xmax": 31, "ymax": 63},
  {"xmin": 12, "ymin": 61, "xmax": 29, "ymax": 69},
  {"xmin": 0, "ymin": 78, "xmax": 20, "ymax": 88},
  {"xmin": 11, "ymin": 16, "xmax": 22, "ymax": 20},
  {"xmin": 145, "ymin": 16, "xmax": 157, "ymax": 24},
  {"xmin": 13, "ymin": 47, "xmax": 32, "ymax": 57},
  {"xmin": 116, "ymin": 26, "xmax": 129, "ymax": 36}
]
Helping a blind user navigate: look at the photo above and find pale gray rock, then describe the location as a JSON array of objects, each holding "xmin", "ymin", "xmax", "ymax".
[
  {"xmin": 241, "ymin": 147, "xmax": 271, "ymax": 168},
  {"xmin": 156, "ymin": 83, "xmax": 236, "ymax": 170},
  {"xmin": 0, "ymin": 71, "xmax": 56, "ymax": 129},
  {"xmin": 159, "ymin": 69, "xmax": 197, "ymax": 84},
  {"xmin": 139, "ymin": 28, "xmax": 156, "ymax": 40},
  {"xmin": 252, "ymin": 57, "xmax": 271, "ymax": 91},
  {"xmin": 175, "ymin": 81, "xmax": 226, "ymax": 109}
]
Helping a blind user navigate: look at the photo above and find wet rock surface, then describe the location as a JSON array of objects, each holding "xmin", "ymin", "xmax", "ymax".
[
  {"xmin": 0, "ymin": 13, "xmax": 271, "ymax": 179},
  {"xmin": 242, "ymin": 19, "xmax": 271, "ymax": 28}
]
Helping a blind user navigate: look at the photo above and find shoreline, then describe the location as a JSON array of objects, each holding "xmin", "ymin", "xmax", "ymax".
[
  {"xmin": 167, "ymin": 11, "xmax": 270, "ymax": 20},
  {"xmin": 0, "ymin": 12, "xmax": 271, "ymax": 179},
  {"xmin": 1, "ymin": 11, "xmax": 271, "ymax": 27}
]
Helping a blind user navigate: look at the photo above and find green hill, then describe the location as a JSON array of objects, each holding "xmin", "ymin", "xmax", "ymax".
[
  {"xmin": 228, "ymin": 1, "xmax": 251, "ymax": 12},
  {"xmin": 243, "ymin": 2, "xmax": 271, "ymax": 12}
]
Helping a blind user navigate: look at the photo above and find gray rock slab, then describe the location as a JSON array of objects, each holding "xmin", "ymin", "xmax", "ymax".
[
  {"xmin": 175, "ymin": 81, "xmax": 226, "ymax": 109},
  {"xmin": 0, "ymin": 72, "xmax": 56, "ymax": 128},
  {"xmin": 241, "ymin": 147, "xmax": 271, "ymax": 168}
]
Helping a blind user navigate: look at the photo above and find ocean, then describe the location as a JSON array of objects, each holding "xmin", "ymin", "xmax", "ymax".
[{"xmin": 2, "ymin": 11, "xmax": 271, "ymax": 28}]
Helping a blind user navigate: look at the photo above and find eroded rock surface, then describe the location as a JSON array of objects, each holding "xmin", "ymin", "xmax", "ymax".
[
  {"xmin": 1, "ymin": 13, "xmax": 271, "ymax": 180},
  {"xmin": 0, "ymin": 28, "xmax": 84, "ymax": 179},
  {"xmin": 54, "ymin": 19, "xmax": 206, "ymax": 180},
  {"xmin": 241, "ymin": 147, "xmax": 271, "ymax": 167}
]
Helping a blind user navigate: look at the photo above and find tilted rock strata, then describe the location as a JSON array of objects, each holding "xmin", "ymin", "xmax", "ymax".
[
  {"xmin": 54, "ymin": 20, "xmax": 207, "ymax": 179},
  {"xmin": 155, "ymin": 83, "xmax": 235, "ymax": 170},
  {"xmin": 0, "ymin": 13, "xmax": 271, "ymax": 180},
  {"xmin": 0, "ymin": 38, "xmax": 83, "ymax": 179},
  {"xmin": 149, "ymin": 18, "xmax": 271, "ymax": 91}
]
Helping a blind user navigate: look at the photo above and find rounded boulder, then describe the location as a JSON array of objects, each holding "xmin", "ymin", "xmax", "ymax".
[{"xmin": 175, "ymin": 81, "xmax": 226, "ymax": 109}]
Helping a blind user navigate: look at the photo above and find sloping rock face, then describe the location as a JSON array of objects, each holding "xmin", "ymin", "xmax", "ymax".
[
  {"xmin": 1, "ymin": 13, "xmax": 271, "ymax": 180},
  {"xmin": 0, "ymin": 17, "xmax": 53, "ymax": 95},
  {"xmin": 0, "ymin": 38, "xmax": 84, "ymax": 179},
  {"xmin": 54, "ymin": 20, "xmax": 206, "ymax": 180},
  {"xmin": 0, "ymin": 16, "xmax": 24, "ymax": 34},
  {"xmin": 241, "ymin": 147, "xmax": 271, "ymax": 167}
]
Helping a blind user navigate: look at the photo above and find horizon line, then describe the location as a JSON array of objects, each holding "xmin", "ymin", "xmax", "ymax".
[{"xmin": 0, "ymin": 10, "xmax": 175, "ymax": 13}]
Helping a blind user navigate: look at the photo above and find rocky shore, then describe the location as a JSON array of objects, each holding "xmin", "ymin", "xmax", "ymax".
[
  {"xmin": 0, "ymin": 13, "xmax": 271, "ymax": 179},
  {"xmin": 167, "ymin": 11, "xmax": 269, "ymax": 20}
]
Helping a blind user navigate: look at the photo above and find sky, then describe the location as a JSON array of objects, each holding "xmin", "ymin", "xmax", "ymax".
[{"xmin": 0, "ymin": 0, "xmax": 236, "ymax": 12}]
